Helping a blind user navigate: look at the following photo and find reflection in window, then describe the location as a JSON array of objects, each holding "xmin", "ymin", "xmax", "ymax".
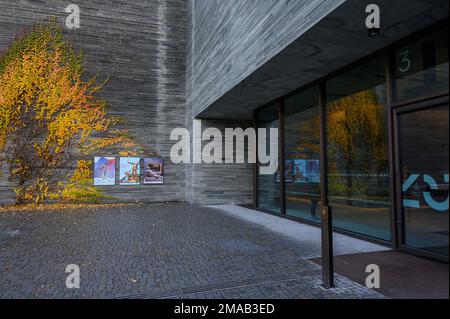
[
  {"xmin": 284, "ymin": 86, "xmax": 321, "ymax": 222},
  {"xmin": 394, "ymin": 26, "xmax": 448, "ymax": 102},
  {"xmin": 257, "ymin": 103, "xmax": 280, "ymax": 214},
  {"xmin": 399, "ymin": 105, "xmax": 449, "ymax": 257},
  {"xmin": 326, "ymin": 56, "xmax": 391, "ymax": 241}
]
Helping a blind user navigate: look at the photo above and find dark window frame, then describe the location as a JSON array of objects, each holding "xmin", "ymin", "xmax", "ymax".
[{"xmin": 253, "ymin": 20, "xmax": 449, "ymax": 249}]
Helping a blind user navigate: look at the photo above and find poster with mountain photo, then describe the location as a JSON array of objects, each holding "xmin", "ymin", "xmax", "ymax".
[{"xmin": 143, "ymin": 157, "xmax": 164, "ymax": 185}]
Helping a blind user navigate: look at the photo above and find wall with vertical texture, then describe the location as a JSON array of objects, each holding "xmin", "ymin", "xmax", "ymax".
[
  {"xmin": 0, "ymin": 0, "xmax": 187, "ymax": 203},
  {"xmin": 185, "ymin": 0, "xmax": 344, "ymax": 204},
  {"xmin": 186, "ymin": 0, "xmax": 345, "ymax": 118}
]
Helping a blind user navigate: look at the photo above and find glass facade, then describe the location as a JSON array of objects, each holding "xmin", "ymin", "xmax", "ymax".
[
  {"xmin": 255, "ymin": 24, "xmax": 448, "ymax": 258},
  {"xmin": 256, "ymin": 103, "xmax": 280, "ymax": 214},
  {"xmin": 284, "ymin": 86, "xmax": 321, "ymax": 222},
  {"xmin": 395, "ymin": 26, "xmax": 449, "ymax": 258},
  {"xmin": 326, "ymin": 56, "xmax": 391, "ymax": 241},
  {"xmin": 398, "ymin": 105, "xmax": 449, "ymax": 257}
]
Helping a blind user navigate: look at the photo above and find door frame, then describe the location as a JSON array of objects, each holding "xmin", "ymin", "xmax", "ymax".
[{"xmin": 392, "ymin": 93, "xmax": 449, "ymax": 262}]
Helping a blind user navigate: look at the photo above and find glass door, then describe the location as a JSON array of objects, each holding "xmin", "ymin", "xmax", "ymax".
[{"xmin": 394, "ymin": 96, "xmax": 449, "ymax": 260}]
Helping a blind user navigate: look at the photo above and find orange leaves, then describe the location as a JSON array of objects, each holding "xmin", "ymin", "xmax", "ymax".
[
  {"xmin": 59, "ymin": 160, "xmax": 110, "ymax": 203},
  {"xmin": 0, "ymin": 203, "xmax": 137, "ymax": 213},
  {"xmin": 80, "ymin": 131, "xmax": 140, "ymax": 157},
  {"xmin": 0, "ymin": 20, "xmax": 140, "ymax": 204},
  {"xmin": 326, "ymin": 90, "xmax": 388, "ymax": 169}
]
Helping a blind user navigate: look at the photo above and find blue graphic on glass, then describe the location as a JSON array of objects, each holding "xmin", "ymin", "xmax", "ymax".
[{"xmin": 402, "ymin": 173, "xmax": 449, "ymax": 212}]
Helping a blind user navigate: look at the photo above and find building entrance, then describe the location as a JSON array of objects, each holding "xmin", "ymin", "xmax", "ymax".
[{"xmin": 394, "ymin": 96, "xmax": 449, "ymax": 260}]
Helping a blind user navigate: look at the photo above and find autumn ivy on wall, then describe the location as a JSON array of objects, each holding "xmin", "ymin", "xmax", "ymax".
[{"xmin": 0, "ymin": 19, "xmax": 140, "ymax": 204}]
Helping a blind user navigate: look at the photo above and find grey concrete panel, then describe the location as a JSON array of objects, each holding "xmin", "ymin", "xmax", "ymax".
[
  {"xmin": 196, "ymin": 0, "xmax": 448, "ymax": 120},
  {"xmin": 0, "ymin": 0, "xmax": 187, "ymax": 203},
  {"xmin": 186, "ymin": 0, "xmax": 345, "ymax": 119}
]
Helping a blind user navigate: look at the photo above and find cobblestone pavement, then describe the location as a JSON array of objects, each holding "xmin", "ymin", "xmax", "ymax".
[{"xmin": 0, "ymin": 203, "xmax": 383, "ymax": 299}]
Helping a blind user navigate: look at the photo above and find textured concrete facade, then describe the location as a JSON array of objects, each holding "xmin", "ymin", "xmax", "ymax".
[
  {"xmin": 184, "ymin": 119, "xmax": 254, "ymax": 205},
  {"xmin": 0, "ymin": 0, "xmax": 187, "ymax": 203},
  {"xmin": 199, "ymin": 0, "xmax": 449, "ymax": 120},
  {"xmin": 0, "ymin": 1, "xmax": 348, "ymax": 205},
  {"xmin": 186, "ymin": 0, "xmax": 345, "ymax": 118},
  {"xmin": 184, "ymin": 0, "xmax": 448, "ymax": 204},
  {"xmin": 2, "ymin": 1, "xmax": 445, "ymax": 206},
  {"xmin": 184, "ymin": 0, "xmax": 345, "ymax": 205}
]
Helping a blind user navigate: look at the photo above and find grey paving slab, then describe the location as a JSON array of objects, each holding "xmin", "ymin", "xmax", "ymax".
[
  {"xmin": 208, "ymin": 204, "xmax": 391, "ymax": 258},
  {"xmin": 0, "ymin": 203, "xmax": 383, "ymax": 299}
]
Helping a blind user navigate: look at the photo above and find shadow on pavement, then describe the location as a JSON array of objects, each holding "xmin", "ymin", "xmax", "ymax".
[{"xmin": 311, "ymin": 250, "xmax": 449, "ymax": 299}]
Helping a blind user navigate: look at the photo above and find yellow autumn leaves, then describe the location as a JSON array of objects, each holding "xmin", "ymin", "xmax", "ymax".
[{"xmin": 0, "ymin": 20, "xmax": 140, "ymax": 204}]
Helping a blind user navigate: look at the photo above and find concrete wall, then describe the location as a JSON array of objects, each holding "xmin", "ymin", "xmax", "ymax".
[
  {"xmin": 0, "ymin": 0, "xmax": 187, "ymax": 203},
  {"xmin": 184, "ymin": 119, "xmax": 254, "ymax": 205},
  {"xmin": 186, "ymin": 0, "xmax": 345, "ymax": 117},
  {"xmin": 5, "ymin": 1, "xmax": 438, "ymax": 207},
  {"xmin": 198, "ymin": 0, "xmax": 449, "ymax": 120},
  {"xmin": 185, "ymin": 0, "xmax": 344, "ymax": 205}
]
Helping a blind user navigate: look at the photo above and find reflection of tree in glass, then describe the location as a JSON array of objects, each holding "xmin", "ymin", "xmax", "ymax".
[
  {"xmin": 290, "ymin": 116, "xmax": 321, "ymax": 195},
  {"xmin": 326, "ymin": 90, "xmax": 388, "ymax": 204},
  {"xmin": 327, "ymin": 90, "xmax": 387, "ymax": 170},
  {"xmin": 293, "ymin": 114, "xmax": 320, "ymax": 158},
  {"xmin": 296, "ymin": 90, "xmax": 389, "ymax": 205}
]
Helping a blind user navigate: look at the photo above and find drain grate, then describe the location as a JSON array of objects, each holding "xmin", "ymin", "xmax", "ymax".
[
  {"xmin": 241, "ymin": 273, "xmax": 297, "ymax": 285},
  {"xmin": 181, "ymin": 280, "xmax": 243, "ymax": 295},
  {"xmin": 115, "ymin": 269, "xmax": 323, "ymax": 299},
  {"xmin": 114, "ymin": 288, "xmax": 181, "ymax": 299},
  {"xmin": 295, "ymin": 269, "xmax": 321, "ymax": 277}
]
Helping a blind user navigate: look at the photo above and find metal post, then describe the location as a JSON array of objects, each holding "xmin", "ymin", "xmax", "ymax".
[
  {"xmin": 319, "ymin": 82, "xmax": 334, "ymax": 288},
  {"xmin": 321, "ymin": 206, "xmax": 334, "ymax": 288}
]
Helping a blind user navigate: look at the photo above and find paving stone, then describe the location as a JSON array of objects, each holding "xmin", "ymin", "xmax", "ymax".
[{"xmin": 0, "ymin": 203, "xmax": 383, "ymax": 299}]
